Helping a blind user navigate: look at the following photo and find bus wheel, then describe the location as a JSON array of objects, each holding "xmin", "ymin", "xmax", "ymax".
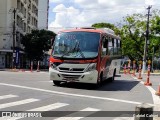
[
  {"xmin": 53, "ymin": 81, "xmax": 61, "ymax": 86},
  {"xmin": 109, "ymin": 69, "xmax": 116, "ymax": 82},
  {"xmin": 96, "ymin": 73, "xmax": 103, "ymax": 88}
]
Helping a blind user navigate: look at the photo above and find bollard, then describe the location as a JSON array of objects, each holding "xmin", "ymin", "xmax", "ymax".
[
  {"xmin": 36, "ymin": 61, "xmax": 40, "ymax": 72},
  {"xmin": 22, "ymin": 69, "xmax": 25, "ymax": 72},
  {"xmin": 124, "ymin": 64, "xmax": 127, "ymax": 74},
  {"xmin": 134, "ymin": 103, "xmax": 153, "ymax": 120},
  {"xmin": 144, "ymin": 64, "xmax": 152, "ymax": 86},
  {"xmin": 138, "ymin": 64, "xmax": 142, "ymax": 79},
  {"xmin": 128, "ymin": 60, "xmax": 131, "ymax": 74},
  {"xmin": 132, "ymin": 60, "xmax": 136, "ymax": 77},
  {"xmin": 155, "ymin": 83, "xmax": 160, "ymax": 96},
  {"xmin": 30, "ymin": 61, "xmax": 33, "ymax": 72}
]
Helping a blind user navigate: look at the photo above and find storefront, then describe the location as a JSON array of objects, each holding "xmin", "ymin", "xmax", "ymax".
[{"xmin": 0, "ymin": 49, "xmax": 25, "ymax": 69}]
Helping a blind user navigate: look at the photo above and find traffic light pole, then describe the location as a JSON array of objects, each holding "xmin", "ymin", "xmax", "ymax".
[
  {"xmin": 12, "ymin": 8, "xmax": 16, "ymax": 69},
  {"xmin": 142, "ymin": 5, "xmax": 152, "ymax": 73}
]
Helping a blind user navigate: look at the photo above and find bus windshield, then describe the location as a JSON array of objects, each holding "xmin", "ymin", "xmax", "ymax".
[{"xmin": 52, "ymin": 32, "xmax": 100, "ymax": 59}]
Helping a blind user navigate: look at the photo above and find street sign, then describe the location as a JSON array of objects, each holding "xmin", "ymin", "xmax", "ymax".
[{"xmin": 15, "ymin": 49, "xmax": 19, "ymax": 65}]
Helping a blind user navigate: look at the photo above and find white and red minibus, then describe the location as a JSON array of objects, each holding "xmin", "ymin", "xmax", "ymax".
[{"xmin": 49, "ymin": 27, "xmax": 122, "ymax": 86}]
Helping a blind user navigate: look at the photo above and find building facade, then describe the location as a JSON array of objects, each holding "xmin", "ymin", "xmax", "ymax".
[
  {"xmin": 38, "ymin": 0, "xmax": 49, "ymax": 30},
  {"xmin": 0, "ymin": 0, "xmax": 39, "ymax": 68}
]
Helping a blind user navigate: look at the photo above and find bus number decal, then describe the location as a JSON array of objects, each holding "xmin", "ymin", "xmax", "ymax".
[{"xmin": 65, "ymin": 35, "xmax": 76, "ymax": 40}]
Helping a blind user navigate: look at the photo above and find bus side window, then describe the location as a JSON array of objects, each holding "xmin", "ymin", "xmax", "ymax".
[
  {"xmin": 108, "ymin": 37, "xmax": 113, "ymax": 55},
  {"xmin": 117, "ymin": 39, "xmax": 122, "ymax": 55},
  {"xmin": 114, "ymin": 39, "xmax": 117, "ymax": 55},
  {"xmin": 102, "ymin": 37, "xmax": 107, "ymax": 56},
  {"xmin": 105, "ymin": 37, "xmax": 108, "ymax": 54}
]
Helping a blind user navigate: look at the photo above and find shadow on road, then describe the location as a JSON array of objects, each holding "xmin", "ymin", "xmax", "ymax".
[
  {"xmin": 98, "ymin": 80, "xmax": 139, "ymax": 91},
  {"xmin": 53, "ymin": 78, "xmax": 140, "ymax": 91}
]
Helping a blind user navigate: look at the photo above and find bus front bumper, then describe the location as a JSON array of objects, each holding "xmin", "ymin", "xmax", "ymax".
[{"xmin": 49, "ymin": 68, "xmax": 98, "ymax": 84}]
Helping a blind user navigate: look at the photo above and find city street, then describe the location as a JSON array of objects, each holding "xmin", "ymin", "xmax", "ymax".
[{"xmin": 0, "ymin": 71, "xmax": 159, "ymax": 120}]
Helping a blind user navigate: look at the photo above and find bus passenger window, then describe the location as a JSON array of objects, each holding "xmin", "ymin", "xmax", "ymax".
[
  {"xmin": 108, "ymin": 37, "xmax": 113, "ymax": 55},
  {"xmin": 114, "ymin": 39, "xmax": 117, "ymax": 55},
  {"xmin": 101, "ymin": 37, "xmax": 107, "ymax": 56}
]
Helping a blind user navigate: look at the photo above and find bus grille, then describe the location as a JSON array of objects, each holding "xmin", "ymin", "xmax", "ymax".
[
  {"xmin": 58, "ymin": 67, "xmax": 85, "ymax": 73},
  {"xmin": 61, "ymin": 74, "xmax": 81, "ymax": 80}
]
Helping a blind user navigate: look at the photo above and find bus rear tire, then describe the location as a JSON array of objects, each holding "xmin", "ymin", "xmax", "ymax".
[
  {"xmin": 94, "ymin": 73, "xmax": 103, "ymax": 88},
  {"xmin": 53, "ymin": 81, "xmax": 61, "ymax": 86},
  {"xmin": 109, "ymin": 69, "xmax": 116, "ymax": 82}
]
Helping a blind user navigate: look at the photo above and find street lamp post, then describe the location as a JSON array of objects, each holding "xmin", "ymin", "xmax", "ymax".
[
  {"xmin": 12, "ymin": 8, "xmax": 16, "ymax": 69},
  {"xmin": 151, "ymin": 45, "xmax": 155, "ymax": 72},
  {"xmin": 142, "ymin": 5, "xmax": 152, "ymax": 73}
]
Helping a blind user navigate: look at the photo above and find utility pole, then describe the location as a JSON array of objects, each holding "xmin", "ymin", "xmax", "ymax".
[
  {"xmin": 142, "ymin": 5, "xmax": 152, "ymax": 73},
  {"xmin": 12, "ymin": 8, "xmax": 16, "ymax": 69}
]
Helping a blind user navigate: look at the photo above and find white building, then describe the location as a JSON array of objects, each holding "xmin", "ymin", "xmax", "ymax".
[
  {"xmin": 0, "ymin": 0, "xmax": 39, "ymax": 68},
  {"xmin": 38, "ymin": 0, "xmax": 49, "ymax": 29}
]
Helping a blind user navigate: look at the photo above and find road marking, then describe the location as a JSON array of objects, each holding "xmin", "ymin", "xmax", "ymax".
[
  {"xmin": 54, "ymin": 107, "xmax": 100, "ymax": 120},
  {"xmin": 0, "ymin": 83, "xmax": 149, "ymax": 105},
  {"xmin": 113, "ymin": 117, "xmax": 134, "ymax": 120},
  {"xmin": 0, "ymin": 98, "xmax": 39, "ymax": 109},
  {"xmin": 10, "ymin": 102, "xmax": 69, "ymax": 120},
  {"xmin": 27, "ymin": 102, "xmax": 69, "ymax": 111},
  {"xmin": 0, "ymin": 94, "xmax": 18, "ymax": 100},
  {"xmin": 132, "ymin": 76, "xmax": 160, "ymax": 111}
]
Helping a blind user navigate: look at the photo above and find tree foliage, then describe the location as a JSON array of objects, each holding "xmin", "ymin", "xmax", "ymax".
[
  {"xmin": 92, "ymin": 10, "xmax": 160, "ymax": 61},
  {"xmin": 22, "ymin": 29, "xmax": 56, "ymax": 61},
  {"xmin": 120, "ymin": 10, "xmax": 160, "ymax": 61},
  {"xmin": 92, "ymin": 22, "xmax": 120, "ymax": 35}
]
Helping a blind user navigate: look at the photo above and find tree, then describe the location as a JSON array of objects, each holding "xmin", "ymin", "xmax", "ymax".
[
  {"xmin": 92, "ymin": 22, "xmax": 120, "ymax": 35},
  {"xmin": 120, "ymin": 10, "xmax": 160, "ymax": 61},
  {"xmin": 22, "ymin": 29, "xmax": 56, "ymax": 61}
]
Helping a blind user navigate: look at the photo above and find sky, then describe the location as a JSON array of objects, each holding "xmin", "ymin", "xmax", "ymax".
[{"xmin": 48, "ymin": 0, "xmax": 160, "ymax": 33}]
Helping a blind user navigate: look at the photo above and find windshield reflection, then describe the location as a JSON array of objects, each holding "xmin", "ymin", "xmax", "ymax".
[{"xmin": 52, "ymin": 32, "xmax": 100, "ymax": 59}]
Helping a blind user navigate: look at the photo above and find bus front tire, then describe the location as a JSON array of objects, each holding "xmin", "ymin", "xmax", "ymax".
[{"xmin": 53, "ymin": 81, "xmax": 61, "ymax": 86}]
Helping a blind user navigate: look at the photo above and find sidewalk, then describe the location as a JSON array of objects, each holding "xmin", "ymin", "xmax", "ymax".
[
  {"xmin": 120, "ymin": 71, "xmax": 160, "ymax": 76},
  {"xmin": 141, "ymin": 72, "xmax": 160, "ymax": 76}
]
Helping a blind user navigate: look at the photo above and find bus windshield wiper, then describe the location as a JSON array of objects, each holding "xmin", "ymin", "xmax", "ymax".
[
  {"xmin": 60, "ymin": 49, "xmax": 73, "ymax": 59},
  {"xmin": 60, "ymin": 42, "xmax": 77, "ymax": 59},
  {"xmin": 76, "ymin": 44, "xmax": 85, "ymax": 58},
  {"xmin": 60, "ymin": 41, "xmax": 85, "ymax": 59},
  {"xmin": 73, "ymin": 42, "xmax": 85, "ymax": 58}
]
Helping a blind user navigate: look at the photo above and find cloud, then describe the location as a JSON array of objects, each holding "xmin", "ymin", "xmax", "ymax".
[
  {"xmin": 49, "ymin": 0, "xmax": 64, "ymax": 3},
  {"xmin": 49, "ymin": 0, "xmax": 160, "ymax": 33}
]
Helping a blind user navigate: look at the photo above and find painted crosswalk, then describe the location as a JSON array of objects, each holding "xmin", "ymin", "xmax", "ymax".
[
  {"xmin": 0, "ymin": 94, "xmax": 101, "ymax": 120},
  {"xmin": 27, "ymin": 102, "xmax": 69, "ymax": 111},
  {"xmin": 54, "ymin": 107, "xmax": 101, "ymax": 120},
  {"xmin": 0, "ymin": 94, "xmax": 18, "ymax": 100},
  {"xmin": 8, "ymin": 103, "xmax": 69, "ymax": 120},
  {"xmin": 0, "ymin": 98, "xmax": 39, "ymax": 109}
]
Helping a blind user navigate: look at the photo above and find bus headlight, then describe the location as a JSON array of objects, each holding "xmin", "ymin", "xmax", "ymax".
[
  {"xmin": 50, "ymin": 62, "xmax": 57, "ymax": 70},
  {"xmin": 86, "ymin": 63, "xmax": 97, "ymax": 72}
]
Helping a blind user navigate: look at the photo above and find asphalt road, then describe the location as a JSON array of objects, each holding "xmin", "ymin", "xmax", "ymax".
[{"xmin": 0, "ymin": 71, "xmax": 159, "ymax": 120}]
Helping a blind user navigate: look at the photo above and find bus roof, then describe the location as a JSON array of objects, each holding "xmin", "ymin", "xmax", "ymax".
[{"xmin": 58, "ymin": 27, "xmax": 120, "ymax": 39}]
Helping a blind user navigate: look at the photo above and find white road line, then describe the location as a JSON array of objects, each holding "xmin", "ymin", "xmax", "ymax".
[
  {"xmin": 0, "ymin": 94, "xmax": 18, "ymax": 100},
  {"xmin": 0, "ymin": 98, "xmax": 39, "ymax": 109},
  {"xmin": 113, "ymin": 117, "xmax": 134, "ymax": 120},
  {"xmin": 27, "ymin": 102, "xmax": 69, "ymax": 111},
  {"xmin": 10, "ymin": 103, "xmax": 69, "ymax": 120},
  {"xmin": 132, "ymin": 76, "xmax": 160, "ymax": 111},
  {"xmin": 0, "ymin": 83, "xmax": 150, "ymax": 105},
  {"xmin": 54, "ymin": 107, "xmax": 100, "ymax": 120}
]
